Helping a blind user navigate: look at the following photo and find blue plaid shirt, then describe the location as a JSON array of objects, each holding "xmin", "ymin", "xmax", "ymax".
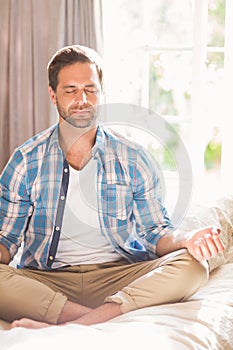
[{"xmin": 0, "ymin": 123, "xmax": 174, "ymax": 269}]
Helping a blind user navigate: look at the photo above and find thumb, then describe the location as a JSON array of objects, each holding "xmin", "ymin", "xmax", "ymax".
[{"xmin": 197, "ymin": 226, "xmax": 221, "ymax": 235}]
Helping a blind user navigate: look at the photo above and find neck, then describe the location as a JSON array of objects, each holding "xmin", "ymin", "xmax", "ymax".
[{"xmin": 59, "ymin": 121, "xmax": 98, "ymax": 170}]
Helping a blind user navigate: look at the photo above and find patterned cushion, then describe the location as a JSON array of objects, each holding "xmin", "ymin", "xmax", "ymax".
[{"xmin": 178, "ymin": 193, "xmax": 233, "ymax": 272}]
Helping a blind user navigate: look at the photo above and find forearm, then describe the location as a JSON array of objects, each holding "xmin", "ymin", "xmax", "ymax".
[
  {"xmin": 0, "ymin": 243, "xmax": 11, "ymax": 264},
  {"xmin": 156, "ymin": 226, "xmax": 225, "ymax": 261},
  {"xmin": 156, "ymin": 230, "xmax": 186, "ymax": 257}
]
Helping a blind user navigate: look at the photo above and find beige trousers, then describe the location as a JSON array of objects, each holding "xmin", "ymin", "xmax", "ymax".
[{"xmin": 0, "ymin": 249, "xmax": 208, "ymax": 324}]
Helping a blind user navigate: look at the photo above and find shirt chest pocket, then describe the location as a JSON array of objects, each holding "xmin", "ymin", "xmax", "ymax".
[{"xmin": 102, "ymin": 184, "xmax": 133, "ymax": 220}]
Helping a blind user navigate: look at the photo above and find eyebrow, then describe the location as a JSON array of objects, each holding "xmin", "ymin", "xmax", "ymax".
[{"xmin": 63, "ymin": 84, "xmax": 97, "ymax": 89}]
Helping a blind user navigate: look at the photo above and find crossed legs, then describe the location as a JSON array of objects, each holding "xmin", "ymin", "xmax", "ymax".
[{"xmin": 0, "ymin": 249, "xmax": 208, "ymax": 329}]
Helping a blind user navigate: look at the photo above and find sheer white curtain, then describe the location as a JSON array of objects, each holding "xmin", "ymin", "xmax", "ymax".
[
  {"xmin": 221, "ymin": 0, "xmax": 233, "ymax": 193},
  {"xmin": 0, "ymin": 0, "xmax": 103, "ymax": 172}
]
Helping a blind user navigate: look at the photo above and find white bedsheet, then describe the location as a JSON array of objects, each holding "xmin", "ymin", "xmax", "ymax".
[{"xmin": 1, "ymin": 262, "xmax": 233, "ymax": 350}]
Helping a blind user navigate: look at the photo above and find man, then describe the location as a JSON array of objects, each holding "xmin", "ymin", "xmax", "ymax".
[{"xmin": 0, "ymin": 45, "xmax": 225, "ymax": 329}]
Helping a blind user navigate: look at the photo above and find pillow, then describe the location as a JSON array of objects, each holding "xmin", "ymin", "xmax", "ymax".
[{"xmin": 177, "ymin": 193, "xmax": 233, "ymax": 272}]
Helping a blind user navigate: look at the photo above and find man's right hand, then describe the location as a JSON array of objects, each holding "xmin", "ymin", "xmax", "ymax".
[{"xmin": 0, "ymin": 244, "xmax": 11, "ymax": 264}]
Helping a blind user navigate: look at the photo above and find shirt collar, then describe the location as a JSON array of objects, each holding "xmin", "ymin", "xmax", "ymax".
[
  {"xmin": 92, "ymin": 124, "xmax": 106, "ymax": 156},
  {"xmin": 47, "ymin": 123, "xmax": 61, "ymax": 152}
]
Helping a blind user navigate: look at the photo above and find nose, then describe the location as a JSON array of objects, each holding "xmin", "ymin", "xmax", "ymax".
[{"xmin": 74, "ymin": 89, "xmax": 87, "ymax": 105}]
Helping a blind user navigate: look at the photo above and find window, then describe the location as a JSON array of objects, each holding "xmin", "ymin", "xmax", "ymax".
[{"xmin": 102, "ymin": 0, "xmax": 232, "ymax": 212}]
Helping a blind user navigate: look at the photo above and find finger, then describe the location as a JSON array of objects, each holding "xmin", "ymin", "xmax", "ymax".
[
  {"xmin": 193, "ymin": 240, "xmax": 208, "ymax": 260},
  {"xmin": 204, "ymin": 232, "xmax": 225, "ymax": 253},
  {"xmin": 199, "ymin": 238, "xmax": 213, "ymax": 259},
  {"xmin": 203, "ymin": 234, "xmax": 219, "ymax": 257},
  {"xmin": 193, "ymin": 237, "xmax": 214, "ymax": 260},
  {"xmin": 195, "ymin": 226, "xmax": 221, "ymax": 237},
  {"xmin": 211, "ymin": 234, "xmax": 225, "ymax": 252}
]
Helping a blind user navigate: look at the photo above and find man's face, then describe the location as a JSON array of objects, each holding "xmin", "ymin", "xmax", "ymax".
[{"xmin": 49, "ymin": 62, "xmax": 102, "ymax": 129}]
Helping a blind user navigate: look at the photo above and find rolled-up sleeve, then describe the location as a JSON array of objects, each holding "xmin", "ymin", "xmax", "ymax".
[
  {"xmin": 0, "ymin": 149, "xmax": 32, "ymax": 259},
  {"xmin": 132, "ymin": 147, "xmax": 175, "ymax": 256}
]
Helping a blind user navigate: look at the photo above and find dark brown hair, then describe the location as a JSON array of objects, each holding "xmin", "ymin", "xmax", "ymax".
[{"xmin": 47, "ymin": 45, "xmax": 104, "ymax": 92}]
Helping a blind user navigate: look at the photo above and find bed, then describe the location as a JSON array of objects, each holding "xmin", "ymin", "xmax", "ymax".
[{"xmin": 1, "ymin": 194, "xmax": 233, "ymax": 350}]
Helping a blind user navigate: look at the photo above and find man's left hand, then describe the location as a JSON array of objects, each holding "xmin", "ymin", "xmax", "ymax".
[{"xmin": 186, "ymin": 227, "xmax": 225, "ymax": 261}]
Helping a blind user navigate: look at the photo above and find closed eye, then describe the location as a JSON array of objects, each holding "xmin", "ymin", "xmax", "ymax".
[
  {"xmin": 63, "ymin": 84, "xmax": 99, "ymax": 95},
  {"xmin": 65, "ymin": 89, "xmax": 75, "ymax": 94},
  {"xmin": 84, "ymin": 87, "xmax": 98, "ymax": 94}
]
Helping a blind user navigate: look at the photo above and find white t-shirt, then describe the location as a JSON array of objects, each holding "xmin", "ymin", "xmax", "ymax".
[{"xmin": 53, "ymin": 158, "xmax": 120, "ymax": 266}]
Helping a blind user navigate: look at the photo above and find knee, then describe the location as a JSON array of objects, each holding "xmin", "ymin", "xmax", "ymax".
[
  {"xmin": 180, "ymin": 250, "xmax": 209, "ymax": 279},
  {"xmin": 0, "ymin": 264, "xmax": 18, "ymax": 320},
  {"xmin": 0, "ymin": 263, "xmax": 12, "ymax": 292},
  {"xmin": 172, "ymin": 250, "xmax": 209, "ymax": 298}
]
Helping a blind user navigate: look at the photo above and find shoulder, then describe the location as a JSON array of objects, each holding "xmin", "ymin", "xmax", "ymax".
[
  {"xmin": 101, "ymin": 125, "xmax": 143, "ymax": 152},
  {"xmin": 101, "ymin": 125, "xmax": 156, "ymax": 164},
  {"xmin": 17, "ymin": 123, "xmax": 58, "ymax": 156},
  {"xmin": 1, "ymin": 124, "xmax": 58, "ymax": 178}
]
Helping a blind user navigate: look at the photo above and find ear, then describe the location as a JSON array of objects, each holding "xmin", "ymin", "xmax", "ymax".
[{"xmin": 48, "ymin": 86, "xmax": 57, "ymax": 105}]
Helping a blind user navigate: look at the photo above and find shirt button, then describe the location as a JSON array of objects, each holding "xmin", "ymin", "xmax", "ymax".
[
  {"xmin": 49, "ymin": 256, "xmax": 54, "ymax": 260},
  {"xmin": 55, "ymin": 226, "xmax": 60, "ymax": 231},
  {"xmin": 64, "ymin": 168, "xmax": 68, "ymax": 173},
  {"xmin": 60, "ymin": 195, "xmax": 65, "ymax": 200}
]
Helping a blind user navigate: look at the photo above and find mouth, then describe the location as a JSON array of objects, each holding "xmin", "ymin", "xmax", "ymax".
[
  {"xmin": 71, "ymin": 109, "xmax": 92, "ymax": 118},
  {"xmin": 71, "ymin": 109, "xmax": 91, "ymax": 114}
]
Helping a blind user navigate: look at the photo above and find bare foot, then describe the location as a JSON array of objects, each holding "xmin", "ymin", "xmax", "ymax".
[
  {"xmin": 10, "ymin": 303, "xmax": 122, "ymax": 329},
  {"xmin": 10, "ymin": 318, "xmax": 51, "ymax": 329},
  {"xmin": 72, "ymin": 302, "xmax": 122, "ymax": 325}
]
